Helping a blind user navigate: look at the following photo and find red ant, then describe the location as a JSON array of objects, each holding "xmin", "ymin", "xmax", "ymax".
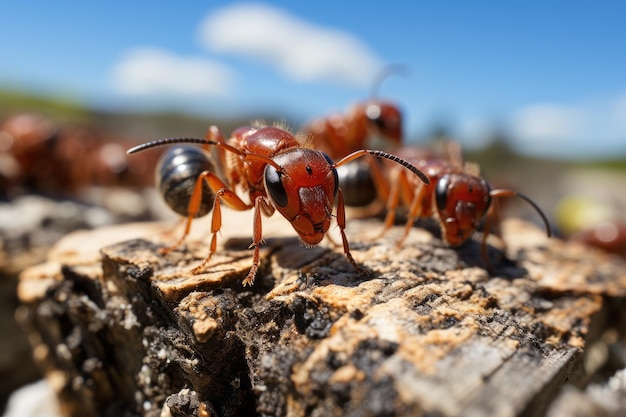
[
  {"xmin": 303, "ymin": 66, "xmax": 408, "ymax": 207},
  {"xmin": 0, "ymin": 113, "xmax": 158, "ymax": 198},
  {"xmin": 574, "ymin": 221, "xmax": 626, "ymax": 258},
  {"xmin": 304, "ymin": 65, "xmax": 405, "ymax": 158},
  {"xmin": 127, "ymin": 124, "xmax": 430, "ymax": 286},
  {"xmin": 376, "ymin": 143, "xmax": 552, "ymax": 264},
  {"xmin": 305, "ymin": 99, "xmax": 403, "ymax": 160}
]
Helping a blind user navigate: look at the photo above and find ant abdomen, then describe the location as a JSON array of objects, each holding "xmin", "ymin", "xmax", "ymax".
[
  {"xmin": 336, "ymin": 160, "xmax": 378, "ymax": 207},
  {"xmin": 156, "ymin": 146, "xmax": 216, "ymax": 217}
]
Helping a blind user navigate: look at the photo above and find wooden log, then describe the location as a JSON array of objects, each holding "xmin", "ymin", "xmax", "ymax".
[{"xmin": 16, "ymin": 211, "xmax": 626, "ymax": 417}]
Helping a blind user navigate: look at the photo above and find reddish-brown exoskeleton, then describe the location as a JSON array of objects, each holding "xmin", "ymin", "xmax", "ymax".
[
  {"xmin": 574, "ymin": 221, "xmax": 626, "ymax": 259},
  {"xmin": 304, "ymin": 101, "xmax": 402, "ymax": 208},
  {"xmin": 304, "ymin": 66, "xmax": 406, "ymax": 158},
  {"xmin": 0, "ymin": 113, "xmax": 158, "ymax": 197},
  {"xmin": 304, "ymin": 100, "xmax": 403, "ymax": 160},
  {"xmin": 127, "ymin": 124, "xmax": 430, "ymax": 286},
  {"xmin": 377, "ymin": 143, "xmax": 551, "ymax": 262},
  {"xmin": 303, "ymin": 67, "xmax": 407, "ymax": 208}
]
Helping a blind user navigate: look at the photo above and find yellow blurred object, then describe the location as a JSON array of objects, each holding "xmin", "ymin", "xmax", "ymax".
[{"xmin": 555, "ymin": 195, "xmax": 615, "ymax": 235}]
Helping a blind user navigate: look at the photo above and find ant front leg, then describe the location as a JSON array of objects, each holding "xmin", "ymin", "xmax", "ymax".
[
  {"xmin": 337, "ymin": 188, "xmax": 368, "ymax": 275},
  {"xmin": 398, "ymin": 181, "xmax": 429, "ymax": 246},
  {"xmin": 160, "ymin": 170, "xmax": 215, "ymax": 255},
  {"xmin": 241, "ymin": 195, "xmax": 267, "ymax": 287},
  {"xmin": 189, "ymin": 173, "xmax": 253, "ymax": 275}
]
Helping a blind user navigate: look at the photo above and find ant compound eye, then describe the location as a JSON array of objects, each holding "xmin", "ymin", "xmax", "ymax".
[
  {"xmin": 264, "ymin": 164, "xmax": 288, "ymax": 207},
  {"xmin": 483, "ymin": 180, "xmax": 492, "ymax": 212},
  {"xmin": 435, "ymin": 175, "xmax": 450, "ymax": 211},
  {"xmin": 322, "ymin": 152, "xmax": 339, "ymax": 196}
]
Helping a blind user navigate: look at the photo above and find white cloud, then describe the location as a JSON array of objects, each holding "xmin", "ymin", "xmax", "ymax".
[
  {"xmin": 508, "ymin": 97, "xmax": 626, "ymax": 158},
  {"xmin": 511, "ymin": 104, "xmax": 586, "ymax": 143},
  {"xmin": 612, "ymin": 92, "xmax": 626, "ymax": 128},
  {"xmin": 110, "ymin": 47, "xmax": 234, "ymax": 96},
  {"xmin": 198, "ymin": 3, "xmax": 383, "ymax": 86}
]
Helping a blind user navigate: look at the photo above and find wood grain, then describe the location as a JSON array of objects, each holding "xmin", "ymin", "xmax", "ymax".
[{"xmin": 17, "ymin": 212, "xmax": 626, "ymax": 417}]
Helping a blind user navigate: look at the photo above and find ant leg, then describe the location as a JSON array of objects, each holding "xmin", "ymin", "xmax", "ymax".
[
  {"xmin": 490, "ymin": 189, "xmax": 552, "ymax": 238},
  {"xmin": 242, "ymin": 196, "xmax": 265, "ymax": 286},
  {"xmin": 397, "ymin": 183, "xmax": 428, "ymax": 247},
  {"xmin": 376, "ymin": 168, "xmax": 415, "ymax": 240},
  {"xmin": 189, "ymin": 174, "xmax": 253, "ymax": 275},
  {"xmin": 367, "ymin": 156, "xmax": 391, "ymax": 203},
  {"xmin": 160, "ymin": 171, "xmax": 212, "ymax": 254},
  {"xmin": 337, "ymin": 188, "xmax": 367, "ymax": 275},
  {"xmin": 480, "ymin": 200, "xmax": 499, "ymax": 272},
  {"xmin": 376, "ymin": 168, "xmax": 402, "ymax": 238},
  {"xmin": 446, "ymin": 140, "xmax": 464, "ymax": 170},
  {"xmin": 481, "ymin": 188, "xmax": 552, "ymax": 271},
  {"xmin": 191, "ymin": 191, "xmax": 223, "ymax": 274}
]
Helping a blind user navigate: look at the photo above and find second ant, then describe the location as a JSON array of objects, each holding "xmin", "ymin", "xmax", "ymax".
[{"xmin": 375, "ymin": 142, "xmax": 552, "ymax": 265}]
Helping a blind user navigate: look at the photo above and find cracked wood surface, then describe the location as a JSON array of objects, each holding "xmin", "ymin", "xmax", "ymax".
[{"xmin": 16, "ymin": 210, "xmax": 626, "ymax": 417}]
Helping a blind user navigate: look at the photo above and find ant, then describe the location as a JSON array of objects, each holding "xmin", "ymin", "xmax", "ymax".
[
  {"xmin": 575, "ymin": 221, "xmax": 626, "ymax": 258},
  {"xmin": 375, "ymin": 143, "xmax": 552, "ymax": 264},
  {"xmin": 0, "ymin": 113, "xmax": 158, "ymax": 198},
  {"xmin": 127, "ymin": 124, "xmax": 430, "ymax": 286},
  {"xmin": 303, "ymin": 65, "xmax": 408, "ymax": 207}
]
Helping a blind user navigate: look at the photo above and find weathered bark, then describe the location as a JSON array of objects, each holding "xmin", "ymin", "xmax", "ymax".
[{"xmin": 16, "ymin": 211, "xmax": 626, "ymax": 417}]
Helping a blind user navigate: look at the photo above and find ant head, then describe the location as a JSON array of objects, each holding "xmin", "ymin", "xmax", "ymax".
[
  {"xmin": 364, "ymin": 102, "xmax": 403, "ymax": 144},
  {"xmin": 435, "ymin": 172, "xmax": 491, "ymax": 246},
  {"xmin": 264, "ymin": 148, "xmax": 338, "ymax": 245}
]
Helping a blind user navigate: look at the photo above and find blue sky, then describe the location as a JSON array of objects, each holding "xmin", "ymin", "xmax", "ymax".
[{"xmin": 2, "ymin": 1, "xmax": 626, "ymax": 159}]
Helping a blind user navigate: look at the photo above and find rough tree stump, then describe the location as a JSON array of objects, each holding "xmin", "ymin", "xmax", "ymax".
[{"xmin": 16, "ymin": 210, "xmax": 626, "ymax": 417}]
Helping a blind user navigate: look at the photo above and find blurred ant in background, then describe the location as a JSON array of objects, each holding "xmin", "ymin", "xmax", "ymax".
[
  {"xmin": 128, "ymin": 123, "xmax": 430, "ymax": 286},
  {"xmin": 555, "ymin": 196, "xmax": 626, "ymax": 259},
  {"xmin": 302, "ymin": 65, "xmax": 408, "ymax": 207},
  {"xmin": 575, "ymin": 222, "xmax": 626, "ymax": 258},
  {"xmin": 0, "ymin": 113, "xmax": 158, "ymax": 199}
]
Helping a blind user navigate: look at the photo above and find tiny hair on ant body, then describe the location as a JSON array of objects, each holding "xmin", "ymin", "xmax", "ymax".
[
  {"xmin": 127, "ymin": 123, "xmax": 430, "ymax": 286},
  {"xmin": 376, "ymin": 142, "xmax": 552, "ymax": 264}
]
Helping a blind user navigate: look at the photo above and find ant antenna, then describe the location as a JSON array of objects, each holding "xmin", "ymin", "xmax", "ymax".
[
  {"xmin": 490, "ymin": 189, "xmax": 552, "ymax": 238},
  {"xmin": 335, "ymin": 149, "xmax": 430, "ymax": 185},
  {"xmin": 127, "ymin": 138, "xmax": 224, "ymax": 154},
  {"xmin": 127, "ymin": 137, "xmax": 283, "ymax": 171}
]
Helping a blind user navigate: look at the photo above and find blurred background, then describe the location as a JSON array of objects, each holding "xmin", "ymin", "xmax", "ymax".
[{"xmin": 1, "ymin": 1, "xmax": 626, "ymax": 414}]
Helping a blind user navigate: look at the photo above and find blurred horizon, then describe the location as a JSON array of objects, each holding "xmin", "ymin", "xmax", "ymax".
[{"xmin": 2, "ymin": 1, "xmax": 626, "ymax": 160}]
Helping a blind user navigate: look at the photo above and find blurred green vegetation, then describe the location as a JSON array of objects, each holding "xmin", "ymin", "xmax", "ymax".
[
  {"xmin": 0, "ymin": 88, "xmax": 90, "ymax": 123},
  {"xmin": 0, "ymin": 88, "xmax": 258, "ymax": 141}
]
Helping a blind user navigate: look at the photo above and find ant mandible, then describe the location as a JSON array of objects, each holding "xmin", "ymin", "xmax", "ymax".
[
  {"xmin": 127, "ymin": 124, "xmax": 430, "ymax": 286},
  {"xmin": 376, "ymin": 143, "xmax": 552, "ymax": 264}
]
